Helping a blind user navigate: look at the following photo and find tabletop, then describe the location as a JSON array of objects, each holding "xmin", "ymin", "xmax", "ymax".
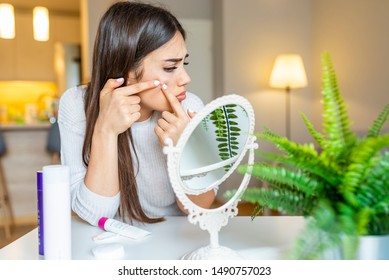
[{"xmin": 0, "ymin": 215, "xmax": 305, "ymax": 260}]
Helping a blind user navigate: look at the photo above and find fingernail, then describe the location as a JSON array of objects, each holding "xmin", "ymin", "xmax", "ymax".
[
  {"xmin": 116, "ymin": 77, "xmax": 124, "ymax": 82},
  {"xmin": 162, "ymin": 84, "xmax": 168, "ymax": 90},
  {"xmin": 188, "ymin": 108, "xmax": 194, "ymax": 114},
  {"xmin": 153, "ymin": 80, "xmax": 160, "ymax": 86}
]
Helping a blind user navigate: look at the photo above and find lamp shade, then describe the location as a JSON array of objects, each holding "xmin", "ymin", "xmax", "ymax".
[
  {"xmin": 0, "ymin": 3, "xmax": 15, "ymax": 39},
  {"xmin": 269, "ymin": 54, "xmax": 307, "ymax": 89},
  {"xmin": 33, "ymin": 6, "xmax": 49, "ymax": 41}
]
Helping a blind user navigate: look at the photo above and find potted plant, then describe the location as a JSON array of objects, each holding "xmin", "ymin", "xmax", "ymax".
[{"xmin": 226, "ymin": 51, "xmax": 389, "ymax": 259}]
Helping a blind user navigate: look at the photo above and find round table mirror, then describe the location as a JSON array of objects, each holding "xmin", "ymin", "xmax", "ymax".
[{"xmin": 164, "ymin": 94, "xmax": 258, "ymax": 260}]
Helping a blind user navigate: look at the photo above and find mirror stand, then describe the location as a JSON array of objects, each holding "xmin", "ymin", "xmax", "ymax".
[{"xmin": 164, "ymin": 134, "xmax": 258, "ymax": 260}]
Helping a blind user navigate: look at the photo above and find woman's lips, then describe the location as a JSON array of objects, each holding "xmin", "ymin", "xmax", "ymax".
[{"xmin": 176, "ymin": 91, "xmax": 186, "ymax": 102}]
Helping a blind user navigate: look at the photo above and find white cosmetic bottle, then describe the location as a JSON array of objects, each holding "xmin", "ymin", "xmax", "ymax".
[
  {"xmin": 98, "ymin": 217, "xmax": 150, "ymax": 239},
  {"xmin": 42, "ymin": 165, "xmax": 72, "ymax": 260}
]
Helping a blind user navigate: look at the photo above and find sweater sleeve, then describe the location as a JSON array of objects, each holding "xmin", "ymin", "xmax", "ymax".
[{"xmin": 58, "ymin": 86, "xmax": 120, "ymax": 226}]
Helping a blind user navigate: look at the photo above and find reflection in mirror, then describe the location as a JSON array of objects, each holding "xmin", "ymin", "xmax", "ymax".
[
  {"xmin": 164, "ymin": 94, "xmax": 257, "ymax": 259},
  {"xmin": 179, "ymin": 104, "xmax": 249, "ymax": 195}
]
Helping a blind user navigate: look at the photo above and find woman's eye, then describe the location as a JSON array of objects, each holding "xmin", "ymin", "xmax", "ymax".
[
  {"xmin": 163, "ymin": 67, "xmax": 177, "ymax": 73},
  {"xmin": 163, "ymin": 62, "xmax": 189, "ymax": 73}
]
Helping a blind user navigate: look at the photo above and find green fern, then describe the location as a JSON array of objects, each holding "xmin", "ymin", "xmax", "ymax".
[
  {"xmin": 321, "ymin": 51, "xmax": 356, "ymax": 160},
  {"xmin": 300, "ymin": 112, "xmax": 326, "ymax": 148},
  {"xmin": 340, "ymin": 135, "xmax": 389, "ymax": 203},
  {"xmin": 209, "ymin": 104, "xmax": 241, "ymax": 171},
  {"xmin": 227, "ymin": 51, "xmax": 389, "ymax": 259},
  {"xmin": 225, "ymin": 187, "xmax": 314, "ymax": 216},
  {"xmin": 358, "ymin": 152, "xmax": 389, "ymax": 208},
  {"xmin": 367, "ymin": 104, "xmax": 389, "ymax": 138},
  {"xmin": 239, "ymin": 163, "xmax": 327, "ymax": 196}
]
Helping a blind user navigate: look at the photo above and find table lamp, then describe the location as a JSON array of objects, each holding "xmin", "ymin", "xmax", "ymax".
[{"xmin": 269, "ymin": 54, "xmax": 307, "ymax": 139}]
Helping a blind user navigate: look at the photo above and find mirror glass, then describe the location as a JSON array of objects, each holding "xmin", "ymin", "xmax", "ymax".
[{"xmin": 178, "ymin": 104, "xmax": 250, "ymax": 194}]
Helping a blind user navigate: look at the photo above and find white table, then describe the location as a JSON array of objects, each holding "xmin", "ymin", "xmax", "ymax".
[{"xmin": 0, "ymin": 216, "xmax": 305, "ymax": 260}]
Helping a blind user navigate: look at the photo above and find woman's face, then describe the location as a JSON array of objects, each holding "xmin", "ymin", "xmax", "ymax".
[{"xmin": 129, "ymin": 32, "xmax": 191, "ymax": 121}]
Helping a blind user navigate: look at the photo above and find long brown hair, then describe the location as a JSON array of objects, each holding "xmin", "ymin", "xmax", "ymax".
[{"xmin": 82, "ymin": 1, "xmax": 185, "ymax": 223}]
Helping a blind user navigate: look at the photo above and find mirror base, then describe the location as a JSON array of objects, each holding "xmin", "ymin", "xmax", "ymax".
[{"xmin": 181, "ymin": 245, "xmax": 244, "ymax": 260}]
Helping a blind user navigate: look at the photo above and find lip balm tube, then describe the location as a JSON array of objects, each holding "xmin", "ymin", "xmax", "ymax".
[
  {"xmin": 43, "ymin": 165, "xmax": 72, "ymax": 260},
  {"xmin": 98, "ymin": 217, "xmax": 151, "ymax": 239},
  {"xmin": 37, "ymin": 171, "xmax": 44, "ymax": 256}
]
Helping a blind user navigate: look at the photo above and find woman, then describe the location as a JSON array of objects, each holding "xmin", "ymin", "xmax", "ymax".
[{"xmin": 58, "ymin": 1, "xmax": 215, "ymax": 226}]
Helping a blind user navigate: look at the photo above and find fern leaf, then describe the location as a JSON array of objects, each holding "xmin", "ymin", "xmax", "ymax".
[
  {"xmin": 355, "ymin": 208, "xmax": 371, "ymax": 235},
  {"xmin": 210, "ymin": 105, "xmax": 241, "ymax": 171},
  {"xmin": 239, "ymin": 163, "xmax": 326, "ymax": 196},
  {"xmin": 367, "ymin": 103, "xmax": 389, "ymax": 138},
  {"xmin": 258, "ymin": 128, "xmax": 319, "ymax": 159},
  {"xmin": 256, "ymin": 151, "xmax": 341, "ymax": 186},
  {"xmin": 371, "ymin": 195, "xmax": 389, "ymax": 215},
  {"xmin": 357, "ymin": 152, "xmax": 389, "ymax": 207},
  {"xmin": 300, "ymin": 112, "xmax": 326, "ymax": 148},
  {"xmin": 288, "ymin": 222, "xmax": 335, "ymax": 259},
  {"xmin": 341, "ymin": 134, "xmax": 389, "ymax": 203},
  {"xmin": 288, "ymin": 201, "xmax": 350, "ymax": 259},
  {"xmin": 366, "ymin": 214, "xmax": 389, "ymax": 235},
  {"xmin": 321, "ymin": 51, "xmax": 356, "ymax": 160},
  {"xmin": 236, "ymin": 187, "xmax": 314, "ymax": 216}
]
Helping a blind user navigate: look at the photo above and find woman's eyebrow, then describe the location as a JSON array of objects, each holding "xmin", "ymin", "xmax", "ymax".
[{"xmin": 164, "ymin": 54, "xmax": 189, "ymax": 63}]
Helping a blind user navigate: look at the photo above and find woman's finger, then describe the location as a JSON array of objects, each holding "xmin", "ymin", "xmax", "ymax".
[
  {"xmin": 157, "ymin": 118, "xmax": 170, "ymax": 131},
  {"xmin": 115, "ymin": 80, "xmax": 161, "ymax": 96},
  {"xmin": 160, "ymin": 111, "xmax": 177, "ymax": 124},
  {"xmin": 154, "ymin": 126, "xmax": 165, "ymax": 144},
  {"xmin": 187, "ymin": 109, "xmax": 196, "ymax": 119},
  {"xmin": 161, "ymin": 85, "xmax": 187, "ymax": 118},
  {"xmin": 100, "ymin": 77, "xmax": 125, "ymax": 97}
]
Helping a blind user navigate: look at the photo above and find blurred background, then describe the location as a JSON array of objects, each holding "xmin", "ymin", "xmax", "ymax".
[{"xmin": 0, "ymin": 0, "xmax": 388, "ymax": 245}]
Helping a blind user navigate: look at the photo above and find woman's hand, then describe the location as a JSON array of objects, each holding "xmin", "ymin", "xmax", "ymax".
[
  {"xmin": 96, "ymin": 78, "xmax": 160, "ymax": 136},
  {"xmin": 154, "ymin": 86, "xmax": 195, "ymax": 145}
]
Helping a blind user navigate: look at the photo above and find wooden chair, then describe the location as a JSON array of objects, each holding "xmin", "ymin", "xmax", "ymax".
[{"xmin": 0, "ymin": 130, "xmax": 13, "ymax": 239}]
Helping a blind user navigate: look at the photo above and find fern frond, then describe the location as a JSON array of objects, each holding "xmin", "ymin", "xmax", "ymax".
[
  {"xmin": 340, "ymin": 135, "xmax": 389, "ymax": 203},
  {"xmin": 288, "ymin": 201, "xmax": 347, "ymax": 259},
  {"xmin": 288, "ymin": 222, "xmax": 339, "ymax": 259},
  {"xmin": 256, "ymin": 151, "xmax": 341, "ymax": 186},
  {"xmin": 210, "ymin": 104, "xmax": 241, "ymax": 171},
  {"xmin": 321, "ymin": 51, "xmax": 356, "ymax": 160},
  {"xmin": 355, "ymin": 208, "xmax": 372, "ymax": 235},
  {"xmin": 258, "ymin": 128, "xmax": 318, "ymax": 158},
  {"xmin": 300, "ymin": 112, "xmax": 326, "ymax": 148},
  {"xmin": 367, "ymin": 103, "xmax": 389, "ymax": 138},
  {"xmin": 357, "ymin": 152, "xmax": 389, "ymax": 207},
  {"xmin": 371, "ymin": 195, "xmax": 389, "ymax": 215},
  {"xmin": 239, "ymin": 163, "xmax": 327, "ymax": 196},
  {"xmin": 236, "ymin": 187, "xmax": 314, "ymax": 216},
  {"xmin": 366, "ymin": 214, "xmax": 389, "ymax": 235}
]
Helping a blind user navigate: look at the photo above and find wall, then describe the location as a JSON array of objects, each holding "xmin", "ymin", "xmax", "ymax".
[
  {"xmin": 212, "ymin": 0, "xmax": 313, "ymax": 198},
  {"xmin": 80, "ymin": 0, "xmax": 115, "ymax": 83},
  {"xmin": 312, "ymin": 0, "xmax": 389, "ymax": 133},
  {"xmin": 218, "ymin": 0, "xmax": 313, "ymax": 144}
]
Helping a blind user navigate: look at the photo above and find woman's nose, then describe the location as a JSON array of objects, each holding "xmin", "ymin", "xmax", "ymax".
[{"xmin": 178, "ymin": 68, "xmax": 191, "ymax": 86}]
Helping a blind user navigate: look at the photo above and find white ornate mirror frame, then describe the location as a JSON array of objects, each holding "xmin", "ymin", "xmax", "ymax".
[{"xmin": 163, "ymin": 94, "xmax": 258, "ymax": 259}]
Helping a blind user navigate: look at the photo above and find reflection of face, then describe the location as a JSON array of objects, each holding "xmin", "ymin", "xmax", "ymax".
[{"xmin": 129, "ymin": 32, "xmax": 191, "ymax": 121}]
